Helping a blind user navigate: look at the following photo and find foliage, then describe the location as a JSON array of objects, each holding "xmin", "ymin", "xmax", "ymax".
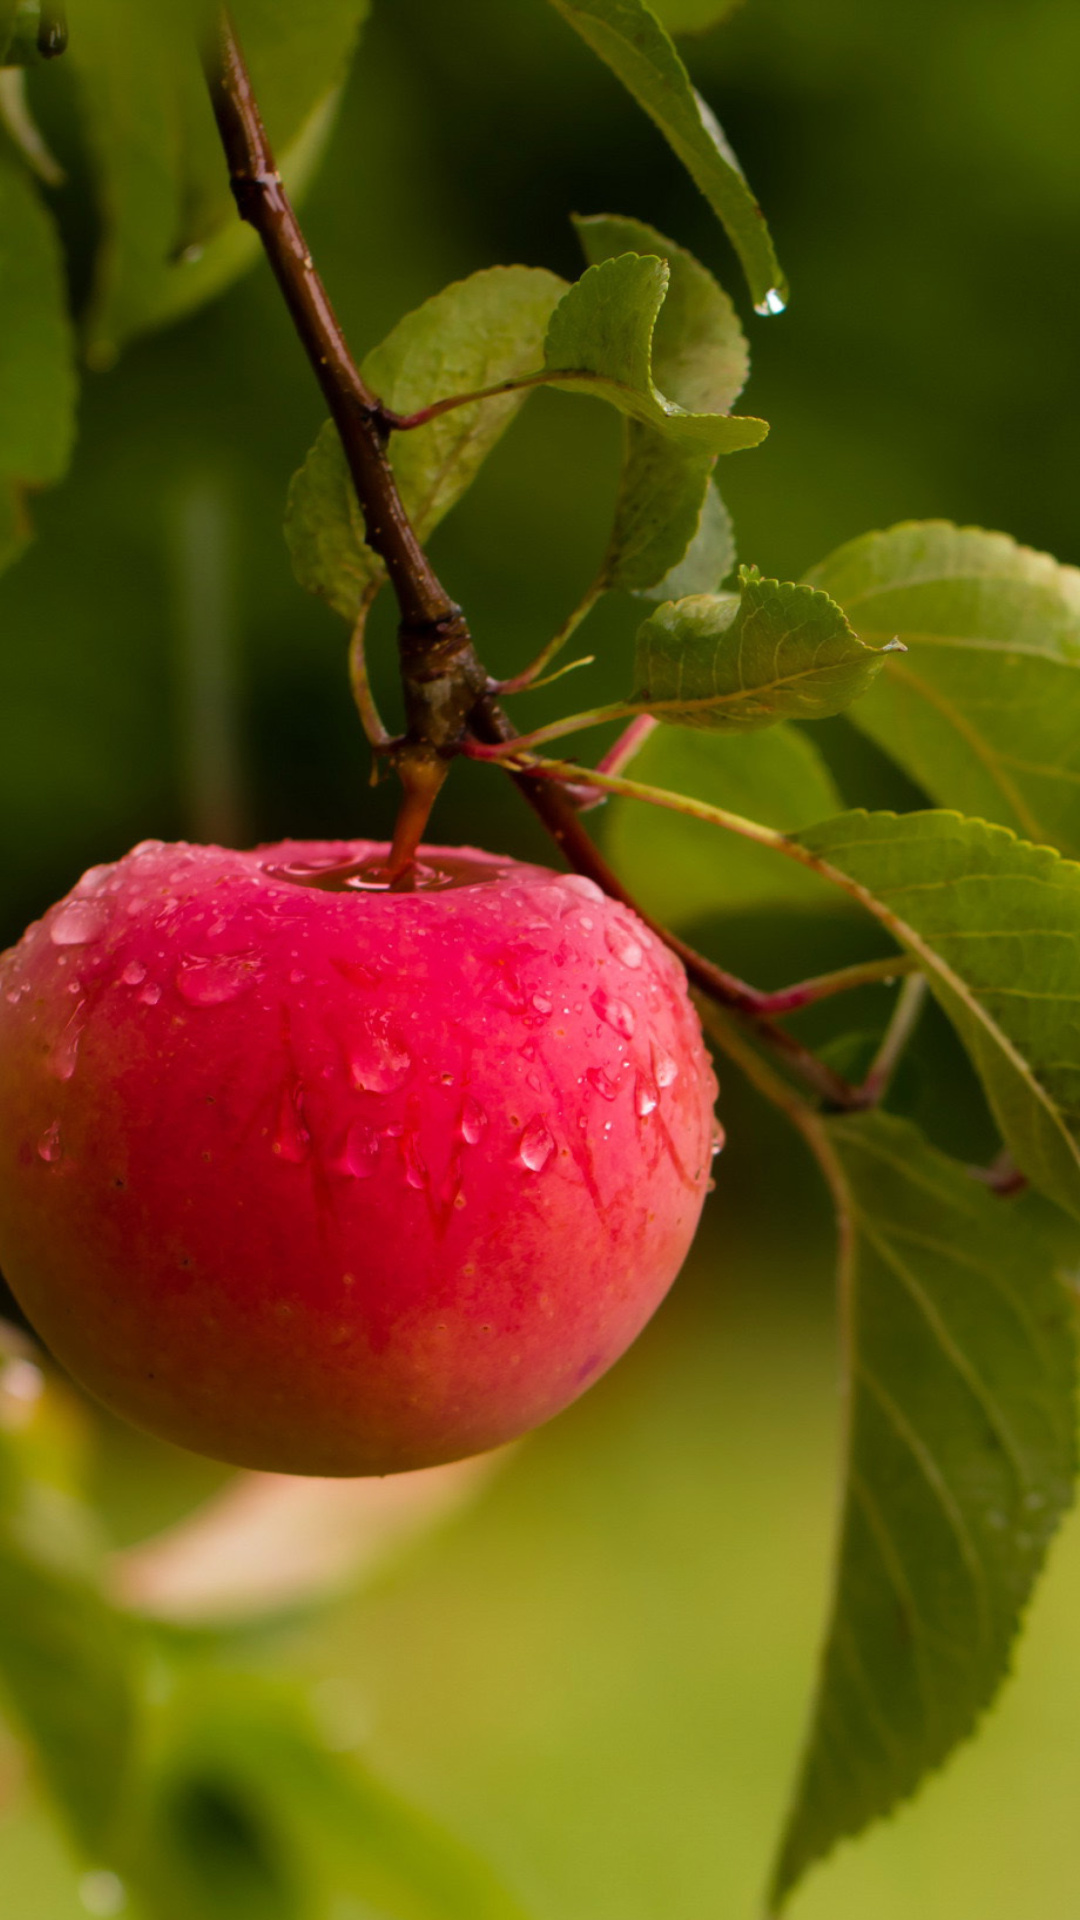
[{"xmin": 1, "ymin": 1, "xmax": 1079, "ymax": 1916}]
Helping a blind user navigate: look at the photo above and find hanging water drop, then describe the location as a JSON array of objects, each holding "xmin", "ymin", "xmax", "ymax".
[
  {"xmin": 754, "ymin": 287, "xmax": 787, "ymax": 316},
  {"xmin": 37, "ymin": 1120, "xmax": 62, "ymax": 1163}
]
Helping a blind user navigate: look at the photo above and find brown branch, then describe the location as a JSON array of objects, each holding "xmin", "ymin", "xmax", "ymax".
[{"xmin": 202, "ymin": 8, "xmax": 487, "ymax": 772}]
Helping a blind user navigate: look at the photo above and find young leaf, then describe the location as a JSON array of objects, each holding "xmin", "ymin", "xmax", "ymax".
[
  {"xmin": 543, "ymin": 253, "xmax": 767, "ymax": 453},
  {"xmin": 544, "ymin": 0, "xmax": 784, "ymax": 310},
  {"xmin": 633, "ymin": 570, "xmax": 894, "ymax": 728},
  {"xmin": 798, "ymin": 810, "xmax": 1080, "ymax": 1221},
  {"xmin": 770, "ymin": 1111, "xmax": 1076, "ymax": 1910},
  {"xmin": 286, "ymin": 266, "xmax": 566, "ymax": 620},
  {"xmin": 0, "ymin": 144, "xmax": 76, "ymax": 573},
  {"xmin": 574, "ymin": 213, "xmax": 748, "ymax": 594},
  {"xmin": 806, "ymin": 522, "xmax": 1080, "ymax": 858},
  {"xmin": 602, "ymin": 720, "xmax": 841, "ymax": 923}
]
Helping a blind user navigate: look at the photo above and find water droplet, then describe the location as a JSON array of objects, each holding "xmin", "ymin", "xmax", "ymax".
[
  {"xmin": 37, "ymin": 1121, "xmax": 62, "ymax": 1163},
  {"xmin": 50, "ymin": 899, "xmax": 109, "ymax": 947},
  {"xmin": 591, "ymin": 987, "xmax": 635, "ymax": 1039},
  {"xmin": 76, "ymin": 864, "xmax": 114, "ymax": 895},
  {"xmin": 561, "ymin": 874, "xmax": 603, "ymax": 904},
  {"xmin": 635, "ymin": 1071, "xmax": 659, "ymax": 1117},
  {"xmin": 349, "ymin": 1017, "xmax": 411, "ymax": 1093},
  {"xmin": 334, "ymin": 1122, "xmax": 380, "ymax": 1179},
  {"xmin": 587, "ymin": 1067, "xmax": 620, "ymax": 1102},
  {"xmin": 49, "ymin": 1005, "xmax": 86, "ymax": 1081},
  {"xmin": 130, "ymin": 839, "xmax": 164, "ymax": 858},
  {"xmin": 176, "ymin": 952, "xmax": 260, "ymax": 1007},
  {"xmin": 605, "ymin": 920, "xmax": 644, "ymax": 969},
  {"xmin": 652, "ymin": 1043, "xmax": 679, "ymax": 1089},
  {"xmin": 139, "ymin": 983, "xmax": 162, "ymax": 1007},
  {"xmin": 518, "ymin": 1117, "xmax": 555, "ymax": 1173},
  {"xmin": 459, "ymin": 1095, "xmax": 487, "ymax": 1145},
  {"xmin": 402, "ymin": 1132, "xmax": 427, "ymax": 1190},
  {"xmin": 754, "ymin": 286, "xmax": 787, "ymax": 316},
  {"xmin": 79, "ymin": 1870, "xmax": 127, "ymax": 1917},
  {"xmin": 711, "ymin": 1123, "xmax": 727, "ymax": 1158},
  {"xmin": 531, "ymin": 994, "xmax": 553, "ymax": 1014},
  {"xmin": 120, "ymin": 961, "xmax": 146, "ymax": 987},
  {"xmin": 273, "ymin": 1084, "xmax": 310, "ymax": 1163}
]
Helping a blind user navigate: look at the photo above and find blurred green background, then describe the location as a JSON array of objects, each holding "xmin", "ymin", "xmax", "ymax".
[{"xmin": 3, "ymin": 0, "xmax": 1080, "ymax": 1913}]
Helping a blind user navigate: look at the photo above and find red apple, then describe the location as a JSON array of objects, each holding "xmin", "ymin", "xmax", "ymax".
[{"xmin": 0, "ymin": 839, "xmax": 719, "ymax": 1475}]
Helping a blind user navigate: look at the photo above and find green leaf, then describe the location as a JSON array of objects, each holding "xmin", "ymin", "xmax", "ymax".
[
  {"xmin": 770, "ymin": 1111, "xmax": 1076, "ymax": 1910},
  {"xmin": 0, "ymin": 1, "xmax": 66, "ymax": 66},
  {"xmin": 136, "ymin": 1669, "xmax": 532, "ymax": 1920},
  {"xmin": 544, "ymin": 0, "xmax": 784, "ymax": 309},
  {"xmin": 602, "ymin": 720, "xmax": 841, "ymax": 924},
  {"xmin": 633, "ymin": 568, "xmax": 895, "ymax": 728},
  {"xmin": 0, "ymin": 1344, "xmax": 137, "ymax": 1855},
  {"xmin": 797, "ymin": 809, "xmax": 1080, "ymax": 1221},
  {"xmin": 650, "ymin": 0, "xmax": 743, "ymax": 29},
  {"xmin": 805, "ymin": 522, "xmax": 1080, "ymax": 861},
  {"xmin": 72, "ymin": 0, "xmax": 369, "ymax": 362},
  {"xmin": 574, "ymin": 213, "xmax": 748, "ymax": 594},
  {"xmin": 0, "ymin": 141, "xmax": 76, "ymax": 573},
  {"xmin": 286, "ymin": 265, "xmax": 566, "ymax": 621},
  {"xmin": 543, "ymin": 253, "xmax": 767, "ymax": 453}
]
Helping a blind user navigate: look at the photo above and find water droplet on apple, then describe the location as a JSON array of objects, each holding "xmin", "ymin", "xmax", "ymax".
[
  {"xmin": 349, "ymin": 1017, "xmax": 411, "ymax": 1093},
  {"xmin": 49, "ymin": 1006, "xmax": 87, "ymax": 1081},
  {"xmin": 120, "ymin": 961, "xmax": 147, "ymax": 987},
  {"xmin": 402, "ymin": 1132, "xmax": 427, "ymax": 1189},
  {"xmin": 139, "ymin": 983, "xmax": 162, "ymax": 1007},
  {"xmin": 591, "ymin": 987, "xmax": 635, "ymax": 1039},
  {"xmin": 712, "ymin": 1123, "xmax": 727, "ymax": 1158},
  {"xmin": 587, "ymin": 1067, "xmax": 619, "ymax": 1102},
  {"xmin": 635, "ymin": 1071, "xmax": 659, "ymax": 1117},
  {"xmin": 605, "ymin": 921, "xmax": 644, "ymax": 969},
  {"xmin": 561, "ymin": 874, "xmax": 603, "ymax": 904},
  {"xmin": 37, "ymin": 1121, "xmax": 62, "ymax": 1163},
  {"xmin": 335, "ymin": 1122, "xmax": 379, "ymax": 1179},
  {"xmin": 175, "ymin": 952, "xmax": 260, "ymax": 1007},
  {"xmin": 652, "ymin": 1043, "xmax": 679, "ymax": 1088},
  {"xmin": 459, "ymin": 1095, "xmax": 487, "ymax": 1145},
  {"xmin": 50, "ymin": 900, "xmax": 109, "ymax": 947},
  {"xmin": 531, "ymin": 993, "xmax": 553, "ymax": 1014},
  {"xmin": 273, "ymin": 1084, "xmax": 310, "ymax": 1163},
  {"xmin": 518, "ymin": 1117, "xmax": 555, "ymax": 1172}
]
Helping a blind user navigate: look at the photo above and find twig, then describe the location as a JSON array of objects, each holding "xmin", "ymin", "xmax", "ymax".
[{"xmin": 853, "ymin": 973, "xmax": 927, "ymax": 1106}]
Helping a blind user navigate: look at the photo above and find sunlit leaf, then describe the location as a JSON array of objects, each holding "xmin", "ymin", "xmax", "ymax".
[
  {"xmin": 797, "ymin": 810, "xmax": 1080, "ymax": 1221},
  {"xmin": 805, "ymin": 522, "xmax": 1080, "ymax": 859},
  {"xmin": 544, "ymin": 253, "xmax": 766, "ymax": 452},
  {"xmin": 574, "ymin": 213, "xmax": 748, "ymax": 594},
  {"xmin": 286, "ymin": 266, "xmax": 566, "ymax": 620},
  {"xmin": 603, "ymin": 720, "xmax": 841, "ymax": 923},
  {"xmin": 544, "ymin": 0, "xmax": 784, "ymax": 309},
  {"xmin": 0, "ymin": 143, "xmax": 76, "ymax": 573},
  {"xmin": 770, "ymin": 1111, "xmax": 1076, "ymax": 1909},
  {"xmin": 633, "ymin": 569, "xmax": 893, "ymax": 728}
]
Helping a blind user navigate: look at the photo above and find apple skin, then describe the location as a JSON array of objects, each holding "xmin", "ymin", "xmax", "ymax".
[{"xmin": 0, "ymin": 839, "xmax": 719, "ymax": 1475}]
